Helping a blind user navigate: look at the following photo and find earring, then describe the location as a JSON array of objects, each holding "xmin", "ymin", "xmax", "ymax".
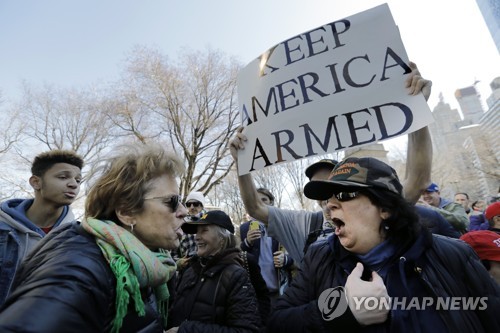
[
  {"xmin": 130, "ymin": 223, "xmax": 135, "ymax": 233},
  {"xmin": 382, "ymin": 219, "xmax": 390, "ymax": 231}
]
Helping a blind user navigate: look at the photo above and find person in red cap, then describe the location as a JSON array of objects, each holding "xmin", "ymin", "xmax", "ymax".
[
  {"xmin": 485, "ymin": 202, "xmax": 500, "ymax": 233},
  {"xmin": 461, "ymin": 229, "xmax": 500, "ymax": 285},
  {"xmin": 460, "ymin": 202, "xmax": 500, "ymax": 284}
]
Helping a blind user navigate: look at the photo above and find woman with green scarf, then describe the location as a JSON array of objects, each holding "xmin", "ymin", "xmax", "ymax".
[{"xmin": 0, "ymin": 143, "xmax": 187, "ymax": 333}]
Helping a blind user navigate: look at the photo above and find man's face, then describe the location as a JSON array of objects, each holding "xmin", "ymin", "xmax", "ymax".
[
  {"xmin": 32, "ymin": 163, "xmax": 82, "ymax": 207},
  {"xmin": 492, "ymin": 216, "xmax": 500, "ymax": 229},
  {"xmin": 257, "ymin": 192, "xmax": 273, "ymax": 206},
  {"xmin": 185, "ymin": 200, "xmax": 203, "ymax": 216},
  {"xmin": 473, "ymin": 201, "xmax": 486, "ymax": 211},
  {"xmin": 421, "ymin": 190, "xmax": 441, "ymax": 207},
  {"xmin": 454, "ymin": 194, "xmax": 470, "ymax": 210}
]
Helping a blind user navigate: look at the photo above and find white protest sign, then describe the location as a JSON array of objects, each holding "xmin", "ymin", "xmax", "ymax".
[{"xmin": 236, "ymin": 3, "xmax": 434, "ymax": 175}]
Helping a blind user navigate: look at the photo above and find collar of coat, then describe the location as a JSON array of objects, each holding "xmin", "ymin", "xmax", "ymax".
[{"xmin": 190, "ymin": 248, "xmax": 242, "ymax": 276}]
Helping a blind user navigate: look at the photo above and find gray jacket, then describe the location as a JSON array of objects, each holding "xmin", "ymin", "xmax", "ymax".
[{"xmin": 0, "ymin": 198, "xmax": 76, "ymax": 305}]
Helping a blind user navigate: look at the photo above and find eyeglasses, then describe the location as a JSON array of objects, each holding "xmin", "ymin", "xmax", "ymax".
[
  {"xmin": 144, "ymin": 195, "xmax": 182, "ymax": 212},
  {"xmin": 333, "ymin": 191, "xmax": 360, "ymax": 202},
  {"xmin": 185, "ymin": 201, "xmax": 202, "ymax": 208}
]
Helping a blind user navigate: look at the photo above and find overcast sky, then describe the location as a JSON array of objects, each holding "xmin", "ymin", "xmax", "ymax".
[{"xmin": 1, "ymin": 0, "xmax": 498, "ymax": 129}]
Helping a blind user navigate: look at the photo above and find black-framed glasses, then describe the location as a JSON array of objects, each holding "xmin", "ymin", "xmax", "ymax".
[
  {"xmin": 333, "ymin": 191, "xmax": 360, "ymax": 202},
  {"xmin": 145, "ymin": 195, "xmax": 182, "ymax": 212},
  {"xmin": 185, "ymin": 201, "xmax": 202, "ymax": 208}
]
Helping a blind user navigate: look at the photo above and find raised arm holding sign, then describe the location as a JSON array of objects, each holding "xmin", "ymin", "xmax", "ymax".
[
  {"xmin": 230, "ymin": 62, "xmax": 432, "ymax": 264},
  {"xmin": 230, "ymin": 3, "xmax": 433, "ymax": 265},
  {"xmin": 236, "ymin": 3, "xmax": 434, "ymax": 176}
]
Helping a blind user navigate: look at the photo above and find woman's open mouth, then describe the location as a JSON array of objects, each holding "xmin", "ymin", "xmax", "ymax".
[
  {"xmin": 332, "ymin": 218, "xmax": 345, "ymax": 235},
  {"xmin": 175, "ymin": 227, "xmax": 184, "ymax": 238}
]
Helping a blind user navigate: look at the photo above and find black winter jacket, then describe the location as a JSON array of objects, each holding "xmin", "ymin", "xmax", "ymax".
[
  {"xmin": 268, "ymin": 230, "xmax": 500, "ymax": 332},
  {"xmin": 415, "ymin": 206, "xmax": 460, "ymax": 238},
  {"xmin": 241, "ymin": 250, "xmax": 272, "ymax": 327},
  {"xmin": 0, "ymin": 223, "xmax": 166, "ymax": 333},
  {"xmin": 169, "ymin": 248, "xmax": 260, "ymax": 332}
]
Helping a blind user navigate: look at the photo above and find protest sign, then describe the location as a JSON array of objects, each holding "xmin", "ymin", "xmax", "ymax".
[{"xmin": 236, "ymin": 3, "xmax": 434, "ymax": 175}]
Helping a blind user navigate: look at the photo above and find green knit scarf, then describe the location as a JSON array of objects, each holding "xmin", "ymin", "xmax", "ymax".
[{"xmin": 81, "ymin": 218, "xmax": 176, "ymax": 333}]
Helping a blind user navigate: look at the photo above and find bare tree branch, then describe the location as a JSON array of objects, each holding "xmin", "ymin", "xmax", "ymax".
[
  {"xmin": 14, "ymin": 83, "xmax": 116, "ymax": 167},
  {"xmin": 118, "ymin": 46, "xmax": 242, "ymax": 198}
]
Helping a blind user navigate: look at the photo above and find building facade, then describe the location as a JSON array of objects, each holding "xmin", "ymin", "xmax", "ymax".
[
  {"xmin": 475, "ymin": 0, "xmax": 500, "ymax": 53},
  {"xmin": 455, "ymin": 85, "xmax": 485, "ymax": 125},
  {"xmin": 429, "ymin": 77, "xmax": 499, "ymax": 201}
]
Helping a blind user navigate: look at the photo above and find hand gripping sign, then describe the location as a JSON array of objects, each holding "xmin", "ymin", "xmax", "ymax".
[{"xmin": 236, "ymin": 3, "xmax": 433, "ymax": 175}]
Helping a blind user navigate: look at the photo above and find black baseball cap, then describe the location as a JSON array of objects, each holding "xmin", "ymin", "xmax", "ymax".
[
  {"xmin": 304, "ymin": 159, "xmax": 338, "ymax": 180},
  {"xmin": 182, "ymin": 210, "xmax": 235, "ymax": 234},
  {"xmin": 304, "ymin": 157, "xmax": 403, "ymax": 200}
]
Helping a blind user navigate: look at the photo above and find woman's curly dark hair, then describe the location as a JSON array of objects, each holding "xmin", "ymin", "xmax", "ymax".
[{"xmin": 362, "ymin": 188, "xmax": 422, "ymax": 244}]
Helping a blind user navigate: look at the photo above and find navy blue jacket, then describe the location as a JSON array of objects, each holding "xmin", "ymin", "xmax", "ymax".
[
  {"xmin": 268, "ymin": 229, "xmax": 500, "ymax": 332},
  {"xmin": 416, "ymin": 206, "xmax": 460, "ymax": 238},
  {"xmin": 469, "ymin": 213, "xmax": 490, "ymax": 231},
  {"xmin": 0, "ymin": 223, "xmax": 166, "ymax": 332},
  {"xmin": 240, "ymin": 221, "xmax": 294, "ymax": 268}
]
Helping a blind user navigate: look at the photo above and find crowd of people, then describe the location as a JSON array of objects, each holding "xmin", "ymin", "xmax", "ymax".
[{"xmin": 0, "ymin": 62, "xmax": 498, "ymax": 333}]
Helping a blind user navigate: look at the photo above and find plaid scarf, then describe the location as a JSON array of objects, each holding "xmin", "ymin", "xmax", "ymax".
[{"xmin": 81, "ymin": 218, "xmax": 176, "ymax": 333}]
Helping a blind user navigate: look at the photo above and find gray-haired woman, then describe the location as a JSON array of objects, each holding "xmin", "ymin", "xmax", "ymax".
[{"xmin": 168, "ymin": 210, "xmax": 261, "ymax": 333}]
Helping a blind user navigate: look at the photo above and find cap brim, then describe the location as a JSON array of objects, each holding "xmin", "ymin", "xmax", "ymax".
[
  {"xmin": 181, "ymin": 221, "xmax": 209, "ymax": 234},
  {"xmin": 304, "ymin": 180, "xmax": 371, "ymax": 200},
  {"xmin": 305, "ymin": 161, "xmax": 336, "ymax": 179}
]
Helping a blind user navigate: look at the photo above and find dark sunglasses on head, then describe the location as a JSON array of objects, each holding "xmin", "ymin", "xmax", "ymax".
[
  {"xmin": 185, "ymin": 201, "xmax": 202, "ymax": 208},
  {"xmin": 144, "ymin": 195, "xmax": 182, "ymax": 212},
  {"xmin": 333, "ymin": 191, "xmax": 360, "ymax": 202}
]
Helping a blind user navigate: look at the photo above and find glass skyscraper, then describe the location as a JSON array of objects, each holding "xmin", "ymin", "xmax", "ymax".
[{"xmin": 475, "ymin": 0, "xmax": 500, "ymax": 53}]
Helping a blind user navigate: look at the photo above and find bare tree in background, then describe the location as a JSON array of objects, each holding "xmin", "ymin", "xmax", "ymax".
[
  {"xmin": 470, "ymin": 132, "xmax": 500, "ymax": 179},
  {"xmin": 205, "ymin": 171, "xmax": 248, "ymax": 224},
  {"xmin": 252, "ymin": 164, "xmax": 289, "ymax": 208},
  {"xmin": 282, "ymin": 159, "xmax": 311, "ymax": 210},
  {"xmin": 14, "ymin": 83, "xmax": 116, "ymax": 166},
  {"xmin": 106, "ymin": 71, "xmax": 167, "ymax": 145},
  {"xmin": 0, "ymin": 91, "xmax": 23, "ymax": 157},
  {"xmin": 0, "ymin": 91, "xmax": 30, "ymax": 199},
  {"xmin": 455, "ymin": 133, "xmax": 499, "ymax": 199},
  {"xmin": 119, "ymin": 46, "xmax": 242, "ymax": 198}
]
